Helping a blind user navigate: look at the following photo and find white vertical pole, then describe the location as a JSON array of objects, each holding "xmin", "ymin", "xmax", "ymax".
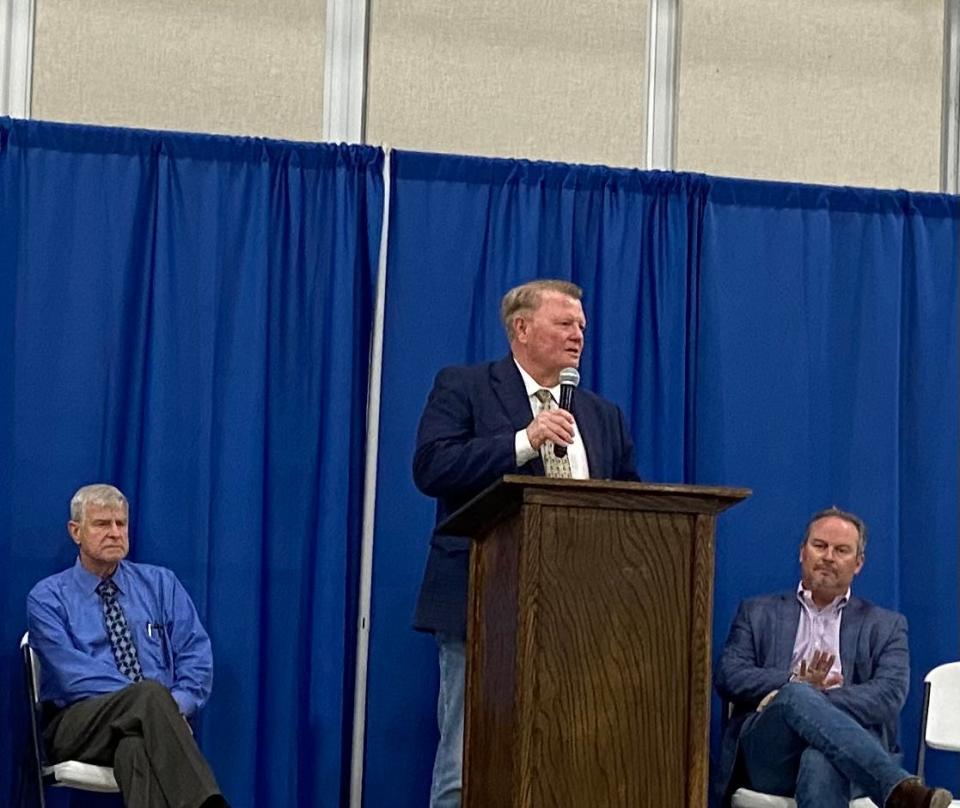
[
  {"xmin": 0, "ymin": 0, "xmax": 35, "ymax": 118},
  {"xmin": 942, "ymin": 0, "xmax": 960, "ymax": 193},
  {"xmin": 644, "ymin": 0, "xmax": 680, "ymax": 170},
  {"xmin": 349, "ymin": 146, "xmax": 391, "ymax": 808},
  {"xmin": 323, "ymin": 0, "xmax": 368, "ymax": 143}
]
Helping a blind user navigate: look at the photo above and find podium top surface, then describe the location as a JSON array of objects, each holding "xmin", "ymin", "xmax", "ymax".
[{"xmin": 438, "ymin": 475, "xmax": 750, "ymax": 537}]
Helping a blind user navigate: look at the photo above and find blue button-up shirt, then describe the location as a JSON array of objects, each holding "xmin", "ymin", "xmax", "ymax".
[{"xmin": 27, "ymin": 558, "xmax": 213, "ymax": 716}]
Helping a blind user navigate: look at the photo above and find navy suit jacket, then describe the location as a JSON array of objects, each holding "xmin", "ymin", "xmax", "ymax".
[
  {"xmin": 714, "ymin": 591, "xmax": 909, "ymax": 803},
  {"xmin": 412, "ymin": 355, "xmax": 639, "ymax": 637}
]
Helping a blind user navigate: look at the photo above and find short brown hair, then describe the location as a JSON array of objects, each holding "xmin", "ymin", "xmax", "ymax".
[
  {"xmin": 803, "ymin": 506, "xmax": 867, "ymax": 558},
  {"xmin": 500, "ymin": 279, "xmax": 582, "ymax": 341}
]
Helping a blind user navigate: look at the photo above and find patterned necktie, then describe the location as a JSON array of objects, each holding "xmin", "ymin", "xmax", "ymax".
[
  {"xmin": 96, "ymin": 578, "xmax": 144, "ymax": 682},
  {"xmin": 534, "ymin": 388, "xmax": 573, "ymax": 478}
]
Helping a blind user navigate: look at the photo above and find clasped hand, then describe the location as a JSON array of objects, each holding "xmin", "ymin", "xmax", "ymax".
[
  {"xmin": 793, "ymin": 649, "xmax": 843, "ymax": 690},
  {"xmin": 526, "ymin": 409, "xmax": 574, "ymax": 451},
  {"xmin": 756, "ymin": 650, "xmax": 843, "ymax": 714}
]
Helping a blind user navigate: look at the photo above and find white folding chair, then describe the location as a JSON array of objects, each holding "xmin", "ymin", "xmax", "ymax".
[
  {"xmin": 731, "ymin": 788, "xmax": 876, "ymax": 807},
  {"xmin": 21, "ymin": 632, "xmax": 119, "ymax": 806},
  {"xmin": 917, "ymin": 661, "xmax": 960, "ymax": 807}
]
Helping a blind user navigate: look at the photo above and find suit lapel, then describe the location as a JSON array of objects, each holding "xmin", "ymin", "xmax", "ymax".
[
  {"xmin": 773, "ymin": 592, "xmax": 800, "ymax": 668},
  {"xmin": 491, "ymin": 356, "xmax": 544, "ymax": 475},
  {"xmin": 839, "ymin": 596, "xmax": 863, "ymax": 679}
]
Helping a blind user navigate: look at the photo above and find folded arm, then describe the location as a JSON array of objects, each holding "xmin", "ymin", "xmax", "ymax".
[
  {"xmin": 824, "ymin": 612, "xmax": 908, "ymax": 729},
  {"xmin": 27, "ymin": 592, "xmax": 130, "ymax": 705},
  {"xmin": 715, "ymin": 601, "xmax": 792, "ymax": 708}
]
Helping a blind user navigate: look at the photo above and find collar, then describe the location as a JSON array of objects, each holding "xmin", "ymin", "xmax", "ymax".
[
  {"xmin": 69, "ymin": 556, "xmax": 128, "ymax": 595},
  {"xmin": 796, "ymin": 581, "xmax": 850, "ymax": 612},
  {"xmin": 513, "ymin": 358, "xmax": 561, "ymax": 402}
]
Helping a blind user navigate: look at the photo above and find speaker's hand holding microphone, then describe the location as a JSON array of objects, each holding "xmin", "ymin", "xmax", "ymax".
[{"xmin": 525, "ymin": 368, "xmax": 580, "ymax": 454}]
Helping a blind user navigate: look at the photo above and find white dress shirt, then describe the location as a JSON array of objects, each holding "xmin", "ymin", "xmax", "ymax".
[{"xmin": 512, "ymin": 359, "xmax": 590, "ymax": 479}]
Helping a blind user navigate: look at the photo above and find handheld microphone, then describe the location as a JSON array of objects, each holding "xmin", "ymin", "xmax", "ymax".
[{"xmin": 555, "ymin": 367, "xmax": 580, "ymax": 458}]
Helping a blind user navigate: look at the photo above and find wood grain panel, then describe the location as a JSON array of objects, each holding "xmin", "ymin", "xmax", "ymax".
[
  {"xmin": 465, "ymin": 515, "xmax": 522, "ymax": 805},
  {"xmin": 687, "ymin": 514, "xmax": 717, "ymax": 806},
  {"xmin": 522, "ymin": 508, "xmax": 692, "ymax": 806}
]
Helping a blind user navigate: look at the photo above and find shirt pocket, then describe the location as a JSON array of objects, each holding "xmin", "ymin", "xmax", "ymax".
[{"xmin": 137, "ymin": 620, "xmax": 171, "ymax": 671}]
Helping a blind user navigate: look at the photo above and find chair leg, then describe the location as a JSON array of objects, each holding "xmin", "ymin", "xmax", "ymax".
[
  {"xmin": 32, "ymin": 756, "xmax": 46, "ymax": 808},
  {"xmin": 917, "ymin": 682, "xmax": 931, "ymax": 783},
  {"xmin": 31, "ymin": 759, "xmax": 46, "ymax": 808},
  {"xmin": 32, "ymin": 771, "xmax": 46, "ymax": 808}
]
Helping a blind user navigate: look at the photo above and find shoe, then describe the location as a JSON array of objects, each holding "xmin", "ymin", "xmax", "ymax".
[{"xmin": 886, "ymin": 777, "xmax": 953, "ymax": 808}]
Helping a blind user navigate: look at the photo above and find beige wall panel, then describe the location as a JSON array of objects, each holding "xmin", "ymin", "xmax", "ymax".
[
  {"xmin": 31, "ymin": 0, "xmax": 324, "ymax": 141},
  {"xmin": 366, "ymin": 0, "xmax": 648, "ymax": 168},
  {"xmin": 678, "ymin": 0, "xmax": 943, "ymax": 191}
]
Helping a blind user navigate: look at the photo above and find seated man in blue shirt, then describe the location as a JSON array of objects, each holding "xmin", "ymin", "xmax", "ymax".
[{"xmin": 27, "ymin": 483, "xmax": 228, "ymax": 808}]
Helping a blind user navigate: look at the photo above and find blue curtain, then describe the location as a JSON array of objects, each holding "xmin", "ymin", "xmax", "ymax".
[
  {"xmin": 1, "ymin": 125, "xmax": 956, "ymax": 807},
  {"xmin": 699, "ymin": 180, "xmax": 959, "ymax": 794},
  {"xmin": 0, "ymin": 118, "xmax": 384, "ymax": 807},
  {"xmin": 364, "ymin": 151, "xmax": 959, "ymax": 806},
  {"xmin": 364, "ymin": 151, "xmax": 711, "ymax": 807}
]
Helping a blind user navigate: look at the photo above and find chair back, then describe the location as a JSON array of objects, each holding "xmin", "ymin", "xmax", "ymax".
[
  {"xmin": 22, "ymin": 633, "xmax": 41, "ymax": 701},
  {"xmin": 21, "ymin": 631, "xmax": 48, "ymax": 804},
  {"xmin": 923, "ymin": 662, "xmax": 960, "ymax": 752},
  {"xmin": 19, "ymin": 631, "xmax": 121, "ymax": 800}
]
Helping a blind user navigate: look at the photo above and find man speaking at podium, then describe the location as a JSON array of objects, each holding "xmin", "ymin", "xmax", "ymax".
[{"xmin": 412, "ymin": 278, "xmax": 639, "ymax": 808}]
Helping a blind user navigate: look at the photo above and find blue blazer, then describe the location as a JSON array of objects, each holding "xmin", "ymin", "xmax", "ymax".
[
  {"xmin": 714, "ymin": 591, "xmax": 909, "ymax": 803},
  {"xmin": 412, "ymin": 355, "xmax": 639, "ymax": 637}
]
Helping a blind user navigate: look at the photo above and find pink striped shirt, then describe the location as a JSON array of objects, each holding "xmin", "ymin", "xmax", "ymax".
[{"xmin": 790, "ymin": 582, "xmax": 849, "ymax": 687}]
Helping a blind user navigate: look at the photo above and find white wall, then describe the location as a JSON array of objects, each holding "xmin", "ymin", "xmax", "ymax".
[{"xmin": 15, "ymin": 0, "xmax": 956, "ymax": 191}]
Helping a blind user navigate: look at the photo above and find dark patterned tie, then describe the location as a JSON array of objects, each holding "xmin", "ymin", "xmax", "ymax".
[
  {"xmin": 534, "ymin": 388, "xmax": 573, "ymax": 478},
  {"xmin": 96, "ymin": 578, "xmax": 144, "ymax": 682}
]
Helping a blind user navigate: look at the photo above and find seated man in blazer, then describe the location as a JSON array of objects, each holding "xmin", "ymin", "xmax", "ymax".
[
  {"xmin": 412, "ymin": 278, "xmax": 640, "ymax": 808},
  {"xmin": 715, "ymin": 506, "xmax": 952, "ymax": 808}
]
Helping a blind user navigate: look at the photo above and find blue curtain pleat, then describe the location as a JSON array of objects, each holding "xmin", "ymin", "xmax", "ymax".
[{"xmin": 0, "ymin": 118, "xmax": 383, "ymax": 808}]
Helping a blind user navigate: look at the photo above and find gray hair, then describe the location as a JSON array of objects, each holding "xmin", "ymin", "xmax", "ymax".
[
  {"xmin": 803, "ymin": 506, "xmax": 867, "ymax": 558},
  {"xmin": 500, "ymin": 279, "xmax": 582, "ymax": 341},
  {"xmin": 70, "ymin": 484, "xmax": 128, "ymax": 523}
]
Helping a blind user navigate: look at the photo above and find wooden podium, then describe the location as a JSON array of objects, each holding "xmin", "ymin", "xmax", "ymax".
[{"xmin": 439, "ymin": 476, "xmax": 749, "ymax": 808}]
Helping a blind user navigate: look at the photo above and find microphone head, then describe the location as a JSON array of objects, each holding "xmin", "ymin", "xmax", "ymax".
[{"xmin": 559, "ymin": 367, "xmax": 580, "ymax": 387}]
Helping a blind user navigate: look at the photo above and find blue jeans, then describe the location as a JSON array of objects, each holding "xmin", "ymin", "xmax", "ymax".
[
  {"xmin": 741, "ymin": 682, "xmax": 910, "ymax": 808},
  {"xmin": 429, "ymin": 635, "xmax": 465, "ymax": 808}
]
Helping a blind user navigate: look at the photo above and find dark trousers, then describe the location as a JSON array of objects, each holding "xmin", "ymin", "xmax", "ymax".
[{"xmin": 44, "ymin": 680, "xmax": 224, "ymax": 808}]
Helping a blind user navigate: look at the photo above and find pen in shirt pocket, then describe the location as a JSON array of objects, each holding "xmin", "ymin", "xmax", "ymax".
[{"xmin": 146, "ymin": 622, "xmax": 170, "ymax": 667}]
